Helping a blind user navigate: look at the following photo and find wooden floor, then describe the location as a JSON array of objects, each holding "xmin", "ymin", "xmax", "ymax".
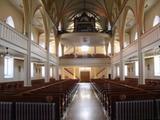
[{"xmin": 63, "ymin": 83, "xmax": 107, "ymax": 120}]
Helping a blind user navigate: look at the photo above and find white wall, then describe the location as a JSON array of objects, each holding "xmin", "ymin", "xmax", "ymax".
[
  {"xmin": 14, "ymin": 59, "xmax": 24, "ymax": 81},
  {"xmin": 0, "ymin": 0, "xmax": 23, "ymax": 33},
  {"xmin": 124, "ymin": 57, "xmax": 160, "ymax": 80},
  {"xmin": 0, "ymin": 57, "xmax": 45, "ymax": 82},
  {"xmin": 144, "ymin": 0, "xmax": 160, "ymax": 31}
]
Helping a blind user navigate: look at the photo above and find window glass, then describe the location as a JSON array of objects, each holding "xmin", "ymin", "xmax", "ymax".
[
  {"xmin": 6, "ymin": 16, "xmax": 15, "ymax": 28},
  {"xmin": 50, "ymin": 67, "xmax": 53, "ymax": 77},
  {"xmin": 108, "ymin": 42, "xmax": 111, "ymax": 54},
  {"xmin": 4, "ymin": 56, "xmax": 14, "ymax": 78},
  {"xmin": 42, "ymin": 66, "xmax": 45, "ymax": 77},
  {"xmin": 154, "ymin": 56, "xmax": 160, "ymax": 76},
  {"xmin": 117, "ymin": 66, "xmax": 120, "ymax": 76},
  {"xmin": 135, "ymin": 61, "xmax": 139, "ymax": 76},
  {"xmin": 31, "ymin": 63, "xmax": 34, "ymax": 77},
  {"xmin": 31, "ymin": 32, "xmax": 34, "ymax": 41},
  {"xmin": 124, "ymin": 65, "xmax": 128, "ymax": 76},
  {"xmin": 153, "ymin": 16, "xmax": 160, "ymax": 27},
  {"xmin": 135, "ymin": 32, "xmax": 138, "ymax": 40}
]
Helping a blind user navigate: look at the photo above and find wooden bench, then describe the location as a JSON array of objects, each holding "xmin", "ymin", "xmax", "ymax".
[
  {"xmin": 0, "ymin": 79, "xmax": 79, "ymax": 120},
  {"xmin": 91, "ymin": 78, "xmax": 160, "ymax": 120}
]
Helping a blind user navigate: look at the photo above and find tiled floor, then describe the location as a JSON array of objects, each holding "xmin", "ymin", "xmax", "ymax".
[{"xmin": 63, "ymin": 83, "xmax": 107, "ymax": 120}]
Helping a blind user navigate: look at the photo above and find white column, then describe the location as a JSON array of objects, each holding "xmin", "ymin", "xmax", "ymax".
[
  {"xmin": 55, "ymin": 65, "xmax": 59, "ymax": 80},
  {"xmin": 55, "ymin": 36, "xmax": 59, "ymax": 57},
  {"xmin": 24, "ymin": 55, "xmax": 31, "ymax": 86},
  {"xmin": 44, "ymin": 33, "xmax": 50, "ymax": 83},
  {"xmin": 111, "ymin": 64, "xmax": 116, "ymax": 80},
  {"xmin": 45, "ymin": 60, "xmax": 50, "ymax": 82},
  {"xmin": 138, "ymin": 30, "xmax": 145, "ymax": 84},
  {"xmin": 0, "ymin": 58, "xmax": 4, "ymax": 81},
  {"xmin": 23, "ymin": 0, "xmax": 32, "ymax": 86},
  {"xmin": 137, "ymin": 0, "xmax": 145, "ymax": 85},
  {"xmin": 111, "ymin": 37, "xmax": 114, "ymax": 56},
  {"xmin": 120, "ymin": 51, "xmax": 125, "ymax": 81},
  {"xmin": 52, "ymin": 65, "xmax": 55, "ymax": 79},
  {"xmin": 41, "ymin": 8, "xmax": 50, "ymax": 83}
]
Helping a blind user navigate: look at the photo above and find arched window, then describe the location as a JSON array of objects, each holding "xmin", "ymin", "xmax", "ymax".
[
  {"xmin": 108, "ymin": 22, "xmax": 111, "ymax": 31},
  {"xmin": 154, "ymin": 55, "xmax": 160, "ymax": 76},
  {"xmin": 108, "ymin": 42, "xmax": 111, "ymax": 55},
  {"xmin": 41, "ymin": 66, "xmax": 45, "ymax": 77},
  {"xmin": 58, "ymin": 22, "xmax": 62, "ymax": 31},
  {"xmin": 135, "ymin": 32, "xmax": 138, "ymax": 40},
  {"xmin": 31, "ymin": 32, "xmax": 34, "ymax": 41},
  {"xmin": 4, "ymin": 56, "xmax": 14, "ymax": 78},
  {"xmin": 117, "ymin": 66, "xmax": 120, "ymax": 76},
  {"xmin": 135, "ymin": 61, "xmax": 139, "ymax": 76},
  {"xmin": 58, "ymin": 43, "xmax": 62, "ymax": 57},
  {"xmin": 6, "ymin": 16, "xmax": 15, "ymax": 28},
  {"xmin": 124, "ymin": 65, "xmax": 128, "ymax": 76},
  {"xmin": 31, "ymin": 62, "xmax": 34, "ymax": 77},
  {"xmin": 153, "ymin": 16, "xmax": 160, "ymax": 27}
]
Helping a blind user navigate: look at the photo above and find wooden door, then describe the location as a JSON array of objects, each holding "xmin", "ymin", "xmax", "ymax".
[{"xmin": 80, "ymin": 71, "xmax": 90, "ymax": 82}]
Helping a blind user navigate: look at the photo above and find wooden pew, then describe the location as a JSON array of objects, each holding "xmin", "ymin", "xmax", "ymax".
[
  {"xmin": 0, "ymin": 79, "xmax": 79, "ymax": 120},
  {"xmin": 91, "ymin": 78, "xmax": 160, "ymax": 120}
]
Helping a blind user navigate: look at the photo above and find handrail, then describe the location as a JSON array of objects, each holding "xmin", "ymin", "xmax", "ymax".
[
  {"xmin": 64, "ymin": 68, "xmax": 79, "ymax": 79},
  {"xmin": 96, "ymin": 68, "xmax": 106, "ymax": 76}
]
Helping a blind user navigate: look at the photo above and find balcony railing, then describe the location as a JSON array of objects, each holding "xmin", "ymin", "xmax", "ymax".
[
  {"xmin": 112, "ymin": 24, "xmax": 160, "ymax": 63},
  {"xmin": 0, "ymin": 20, "xmax": 58, "ymax": 65},
  {"xmin": 59, "ymin": 57, "xmax": 110, "ymax": 67},
  {"xmin": 141, "ymin": 24, "xmax": 160, "ymax": 52}
]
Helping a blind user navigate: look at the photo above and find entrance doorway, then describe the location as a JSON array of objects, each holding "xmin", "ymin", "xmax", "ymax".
[{"xmin": 80, "ymin": 71, "xmax": 90, "ymax": 82}]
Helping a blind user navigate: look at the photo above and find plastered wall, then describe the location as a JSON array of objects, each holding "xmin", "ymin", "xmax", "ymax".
[{"xmin": 0, "ymin": 0, "xmax": 23, "ymax": 33}]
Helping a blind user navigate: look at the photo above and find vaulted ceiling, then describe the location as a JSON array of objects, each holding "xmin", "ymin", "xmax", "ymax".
[
  {"xmin": 41, "ymin": 0, "xmax": 125, "ymax": 30},
  {"xmin": 8, "ymin": 0, "xmax": 127, "ymax": 32}
]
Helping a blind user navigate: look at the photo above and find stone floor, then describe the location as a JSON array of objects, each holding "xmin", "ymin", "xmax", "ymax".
[{"xmin": 63, "ymin": 83, "xmax": 107, "ymax": 120}]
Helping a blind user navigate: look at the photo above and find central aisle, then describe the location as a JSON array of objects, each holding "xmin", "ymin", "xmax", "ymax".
[{"xmin": 64, "ymin": 83, "xmax": 107, "ymax": 120}]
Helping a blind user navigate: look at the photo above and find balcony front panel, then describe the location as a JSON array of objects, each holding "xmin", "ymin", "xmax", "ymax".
[
  {"xmin": 0, "ymin": 21, "xmax": 58, "ymax": 65},
  {"xmin": 60, "ymin": 58, "xmax": 110, "ymax": 67},
  {"xmin": 141, "ymin": 24, "xmax": 160, "ymax": 52}
]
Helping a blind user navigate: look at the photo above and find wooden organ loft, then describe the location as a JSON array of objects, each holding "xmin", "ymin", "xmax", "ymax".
[{"xmin": 74, "ymin": 12, "xmax": 96, "ymax": 32}]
